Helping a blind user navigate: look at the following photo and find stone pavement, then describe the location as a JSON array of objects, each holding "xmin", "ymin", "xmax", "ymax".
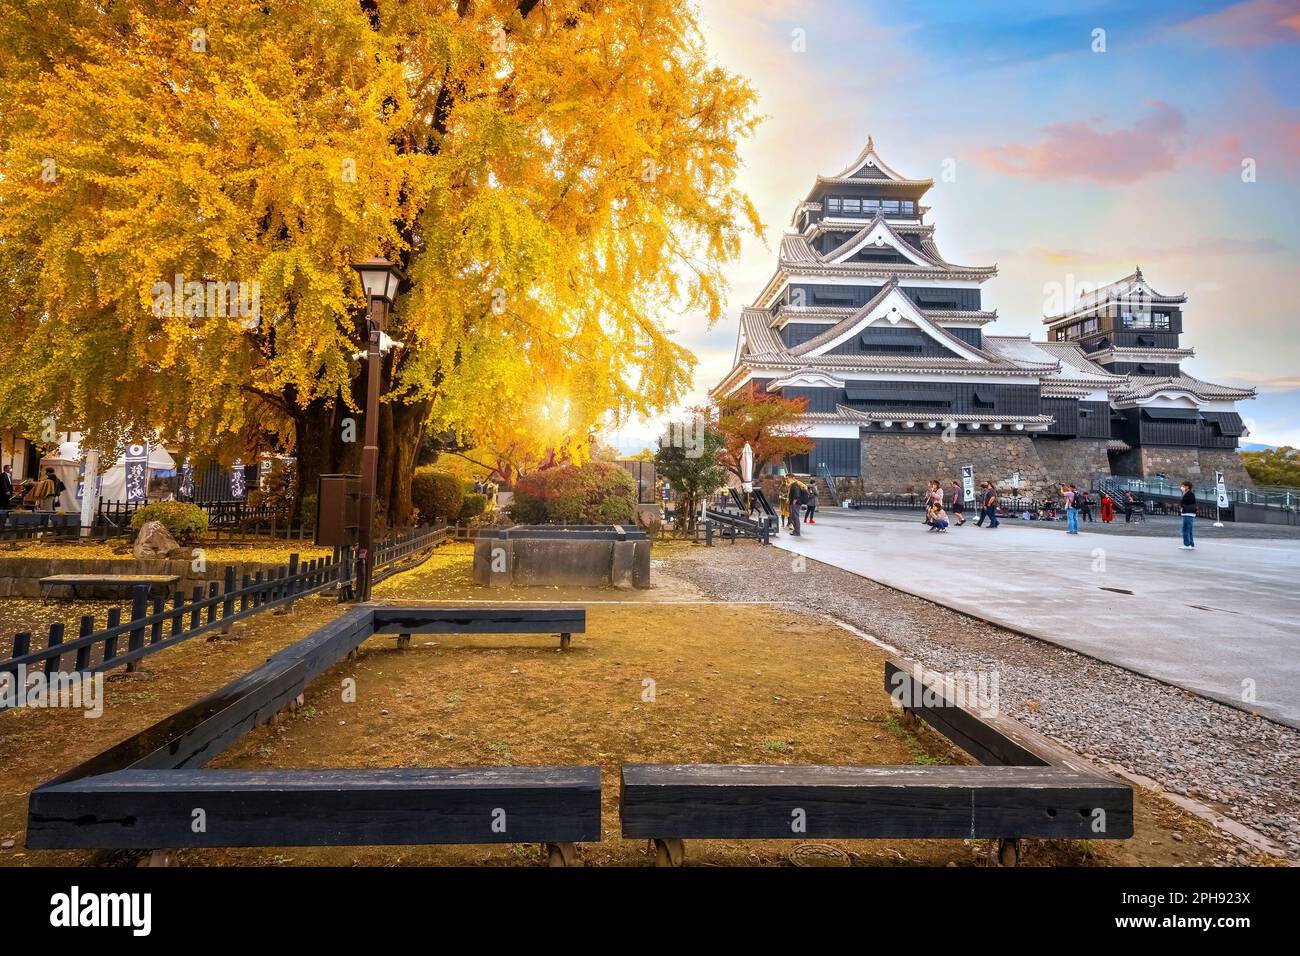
[{"xmin": 772, "ymin": 508, "xmax": 1300, "ymax": 728}]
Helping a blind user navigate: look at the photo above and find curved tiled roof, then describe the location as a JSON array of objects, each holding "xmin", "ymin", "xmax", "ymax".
[
  {"xmin": 1117, "ymin": 372, "xmax": 1256, "ymax": 405},
  {"xmin": 835, "ymin": 405, "xmax": 1054, "ymax": 427},
  {"xmin": 1044, "ymin": 268, "xmax": 1186, "ymax": 324}
]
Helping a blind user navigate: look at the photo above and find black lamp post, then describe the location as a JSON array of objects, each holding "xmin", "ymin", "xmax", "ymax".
[{"xmin": 351, "ymin": 256, "xmax": 405, "ymax": 601}]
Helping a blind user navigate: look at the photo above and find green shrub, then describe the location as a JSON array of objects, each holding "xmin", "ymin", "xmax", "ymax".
[
  {"xmin": 509, "ymin": 460, "xmax": 636, "ymax": 525},
  {"xmin": 411, "ymin": 467, "xmax": 464, "ymax": 523},
  {"xmin": 298, "ymin": 493, "xmax": 317, "ymax": 529},
  {"xmin": 129, "ymin": 501, "xmax": 209, "ymax": 543},
  {"xmin": 458, "ymin": 492, "xmax": 489, "ymax": 522}
]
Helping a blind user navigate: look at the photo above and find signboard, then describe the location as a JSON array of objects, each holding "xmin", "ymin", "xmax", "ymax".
[
  {"xmin": 1215, "ymin": 469, "xmax": 1229, "ymax": 509},
  {"xmin": 230, "ymin": 458, "xmax": 246, "ymax": 500},
  {"xmin": 179, "ymin": 458, "xmax": 194, "ymax": 500},
  {"xmin": 961, "ymin": 465, "xmax": 975, "ymax": 504},
  {"xmin": 124, "ymin": 442, "xmax": 149, "ymax": 503}
]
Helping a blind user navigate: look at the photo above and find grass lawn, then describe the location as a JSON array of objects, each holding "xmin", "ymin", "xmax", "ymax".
[{"xmin": 0, "ymin": 541, "xmax": 1262, "ymax": 867}]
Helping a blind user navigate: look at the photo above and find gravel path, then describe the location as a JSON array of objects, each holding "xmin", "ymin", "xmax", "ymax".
[{"xmin": 660, "ymin": 542, "xmax": 1300, "ymax": 861}]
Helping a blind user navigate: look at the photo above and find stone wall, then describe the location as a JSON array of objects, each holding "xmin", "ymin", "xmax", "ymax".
[
  {"xmin": 1110, "ymin": 445, "xmax": 1200, "ymax": 481},
  {"xmin": 0, "ymin": 557, "xmax": 291, "ymax": 599},
  {"xmin": 1198, "ymin": 449, "xmax": 1255, "ymax": 487},
  {"xmin": 859, "ymin": 433, "xmax": 1053, "ymax": 496},
  {"xmin": 1032, "ymin": 438, "xmax": 1112, "ymax": 489}
]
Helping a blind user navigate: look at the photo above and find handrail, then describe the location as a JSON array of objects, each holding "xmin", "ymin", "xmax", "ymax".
[{"xmin": 815, "ymin": 465, "xmax": 842, "ymax": 507}]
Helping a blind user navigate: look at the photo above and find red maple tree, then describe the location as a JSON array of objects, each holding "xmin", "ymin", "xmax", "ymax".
[{"xmin": 712, "ymin": 385, "xmax": 815, "ymax": 478}]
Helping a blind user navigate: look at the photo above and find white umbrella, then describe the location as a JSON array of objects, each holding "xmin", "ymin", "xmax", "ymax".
[{"xmin": 740, "ymin": 442, "xmax": 754, "ymax": 493}]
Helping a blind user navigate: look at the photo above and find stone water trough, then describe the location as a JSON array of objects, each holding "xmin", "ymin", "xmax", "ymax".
[{"xmin": 472, "ymin": 525, "xmax": 651, "ymax": 589}]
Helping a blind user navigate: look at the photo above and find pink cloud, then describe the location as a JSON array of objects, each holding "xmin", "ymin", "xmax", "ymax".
[
  {"xmin": 968, "ymin": 101, "xmax": 1187, "ymax": 183},
  {"xmin": 1178, "ymin": 0, "xmax": 1300, "ymax": 48},
  {"xmin": 1190, "ymin": 132, "xmax": 1245, "ymax": 171}
]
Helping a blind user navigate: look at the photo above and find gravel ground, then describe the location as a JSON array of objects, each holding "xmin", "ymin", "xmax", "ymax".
[{"xmin": 660, "ymin": 541, "xmax": 1300, "ymax": 861}]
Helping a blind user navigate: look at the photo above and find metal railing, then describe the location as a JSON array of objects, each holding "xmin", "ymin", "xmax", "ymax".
[{"xmin": 816, "ymin": 465, "xmax": 842, "ymax": 507}]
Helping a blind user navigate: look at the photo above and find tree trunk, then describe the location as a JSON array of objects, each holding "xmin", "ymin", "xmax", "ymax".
[{"xmin": 379, "ymin": 399, "xmax": 429, "ymax": 527}]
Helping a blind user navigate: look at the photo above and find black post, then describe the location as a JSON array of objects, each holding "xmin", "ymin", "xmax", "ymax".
[{"xmin": 44, "ymin": 622, "xmax": 65, "ymax": 676}]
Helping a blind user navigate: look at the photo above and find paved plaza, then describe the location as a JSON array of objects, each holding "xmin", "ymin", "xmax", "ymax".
[{"xmin": 773, "ymin": 508, "xmax": 1300, "ymax": 728}]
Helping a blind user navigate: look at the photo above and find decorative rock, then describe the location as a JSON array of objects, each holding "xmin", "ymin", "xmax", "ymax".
[{"xmin": 132, "ymin": 521, "xmax": 180, "ymax": 559}]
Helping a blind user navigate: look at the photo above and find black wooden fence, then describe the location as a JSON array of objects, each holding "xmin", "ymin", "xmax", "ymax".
[{"xmin": 1, "ymin": 525, "xmax": 448, "ymax": 698}]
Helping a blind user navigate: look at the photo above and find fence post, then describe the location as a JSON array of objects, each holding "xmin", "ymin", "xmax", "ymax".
[
  {"xmin": 43, "ymin": 622, "xmax": 65, "ymax": 676},
  {"xmin": 189, "ymin": 586, "xmax": 203, "ymax": 629},
  {"xmin": 283, "ymin": 554, "xmax": 300, "ymax": 614},
  {"xmin": 13, "ymin": 632, "xmax": 30, "ymax": 658},
  {"xmin": 125, "ymin": 585, "xmax": 148, "ymax": 672},
  {"xmin": 337, "ymin": 545, "xmax": 353, "ymax": 602},
  {"xmin": 103, "ymin": 608, "xmax": 122, "ymax": 664},
  {"xmin": 221, "ymin": 566, "xmax": 237, "ymax": 635},
  {"xmin": 75, "ymin": 616, "xmax": 93, "ymax": 670},
  {"xmin": 150, "ymin": 596, "xmax": 164, "ymax": 644}
]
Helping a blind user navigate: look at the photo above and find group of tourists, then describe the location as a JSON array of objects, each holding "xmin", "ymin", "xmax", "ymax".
[
  {"xmin": 778, "ymin": 475, "xmax": 817, "ymax": 537},
  {"xmin": 0, "ymin": 464, "xmax": 64, "ymax": 513},
  {"xmin": 919, "ymin": 474, "xmax": 1200, "ymax": 548},
  {"xmin": 472, "ymin": 477, "xmax": 499, "ymax": 508},
  {"xmin": 921, "ymin": 479, "xmax": 1001, "ymax": 533}
]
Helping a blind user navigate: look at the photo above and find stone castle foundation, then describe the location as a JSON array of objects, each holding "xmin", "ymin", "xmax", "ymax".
[{"xmin": 857, "ymin": 434, "xmax": 1125, "ymax": 497}]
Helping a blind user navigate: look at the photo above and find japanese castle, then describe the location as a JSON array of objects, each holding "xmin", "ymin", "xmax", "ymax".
[{"xmin": 711, "ymin": 138, "xmax": 1256, "ymax": 494}]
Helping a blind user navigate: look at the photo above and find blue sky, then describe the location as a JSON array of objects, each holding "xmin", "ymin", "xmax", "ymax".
[{"xmin": 613, "ymin": 0, "xmax": 1300, "ymax": 450}]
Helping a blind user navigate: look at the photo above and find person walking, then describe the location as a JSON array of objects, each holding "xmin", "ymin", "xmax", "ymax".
[
  {"xmin": 984, "ymin": 483, "xmax": 1000, "ymax": 529},
  {"xmin": 804, "ymin": 482, "xmax": 818, "ymax": 525},
  {"xmin": 1063, "ymin": 483, "xmax": 1079, "ymax": 535},
  {"xmin": 1179, "ymin": 481, "xmax": 1197, "ymax": 549},
  {"xmin": 787, "ymin": 478, "xmax": 804, "ymax": 537},
  {"xmin": 779, "ymin": 479, "xmax": 790, "ymax": 530},
  {"xmin": 1101, "ymin": 492, "xmax": 1114, "ymax": 523},
  {"xmin": 975, "ymin": 481, "xmax": 988, "ymax": 526},
  {"xmin": 949, "ymin": 480, "xmax": 966, "ymax": 526},
  {"xmin": 0, "ymin": 464, "xmax": 12, "ymax": 509},
  {"xmin": 1123, "ymin": 490, "xmax": 1136, "ymax": 523},
  {"xmin": 1079, "ymin": 488, "xmax": 1093, "ymax": 522}
]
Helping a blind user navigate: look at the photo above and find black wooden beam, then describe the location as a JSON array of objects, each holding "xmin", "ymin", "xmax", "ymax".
[
  {"xmin": 29, "ymin": 767, "xmax": 601, "ymax": 849},
  {"xmin": 883, "ymin": 657, "xmax": 1115, "ymax": 775},
  {"xmin": 371, "ymin": 605, "xmax": 586, "ymax": 635},
  {"xmin": 621, "ymin": 763, "xmax": 1133, "ymax": 840}
]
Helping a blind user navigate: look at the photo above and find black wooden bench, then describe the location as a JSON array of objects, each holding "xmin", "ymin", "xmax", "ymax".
[
  {"xmin": 27, "ymin": 605, "xmax": 601, "ymax": 865},
  {"xmin": 28, "ymin": 766, "xmax": 600, "ymax": 862},
  {"xmin": 620, "ymin": 656, "xmax": 1133, "ymax": 866},
  {"xmin": 370, "ymin": 604, "xmax": 587, "ymax": 650},
  {"xmin": 39, "ymin": 574, "xmax": 181, "ymax": 603}
]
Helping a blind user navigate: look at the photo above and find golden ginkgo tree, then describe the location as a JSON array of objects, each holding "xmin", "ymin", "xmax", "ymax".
[{"xmin": 0, "ymin": 0, "xmax": 760, "ymax": 522}]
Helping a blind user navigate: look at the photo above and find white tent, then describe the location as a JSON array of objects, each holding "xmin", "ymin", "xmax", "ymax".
[{"xmin": 39, "ymin": 437, "xmax": 176, "ymax": 514}]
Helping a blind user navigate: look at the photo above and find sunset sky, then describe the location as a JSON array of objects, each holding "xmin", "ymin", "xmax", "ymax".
[{"xmin": 617, "ymin": 0, "xmax": 1300, "ymax": 450}]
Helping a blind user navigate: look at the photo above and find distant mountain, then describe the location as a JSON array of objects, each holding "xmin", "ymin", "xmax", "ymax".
[{"xmin": 1239, "ymin": 442, "xmax": 1279, "ymax": 452}]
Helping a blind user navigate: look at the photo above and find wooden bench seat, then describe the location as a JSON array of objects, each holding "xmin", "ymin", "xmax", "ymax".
[
  {"xmin": 39, "ymin": 574, "xmax": 181, "ymax": 602},
  {"xmin": 28, "ymin": 766, "xmax": 601, "ymax": 854},
  {"xmin": 371, "ymin": 604, "xmax": 587, "ymax": 650}
]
